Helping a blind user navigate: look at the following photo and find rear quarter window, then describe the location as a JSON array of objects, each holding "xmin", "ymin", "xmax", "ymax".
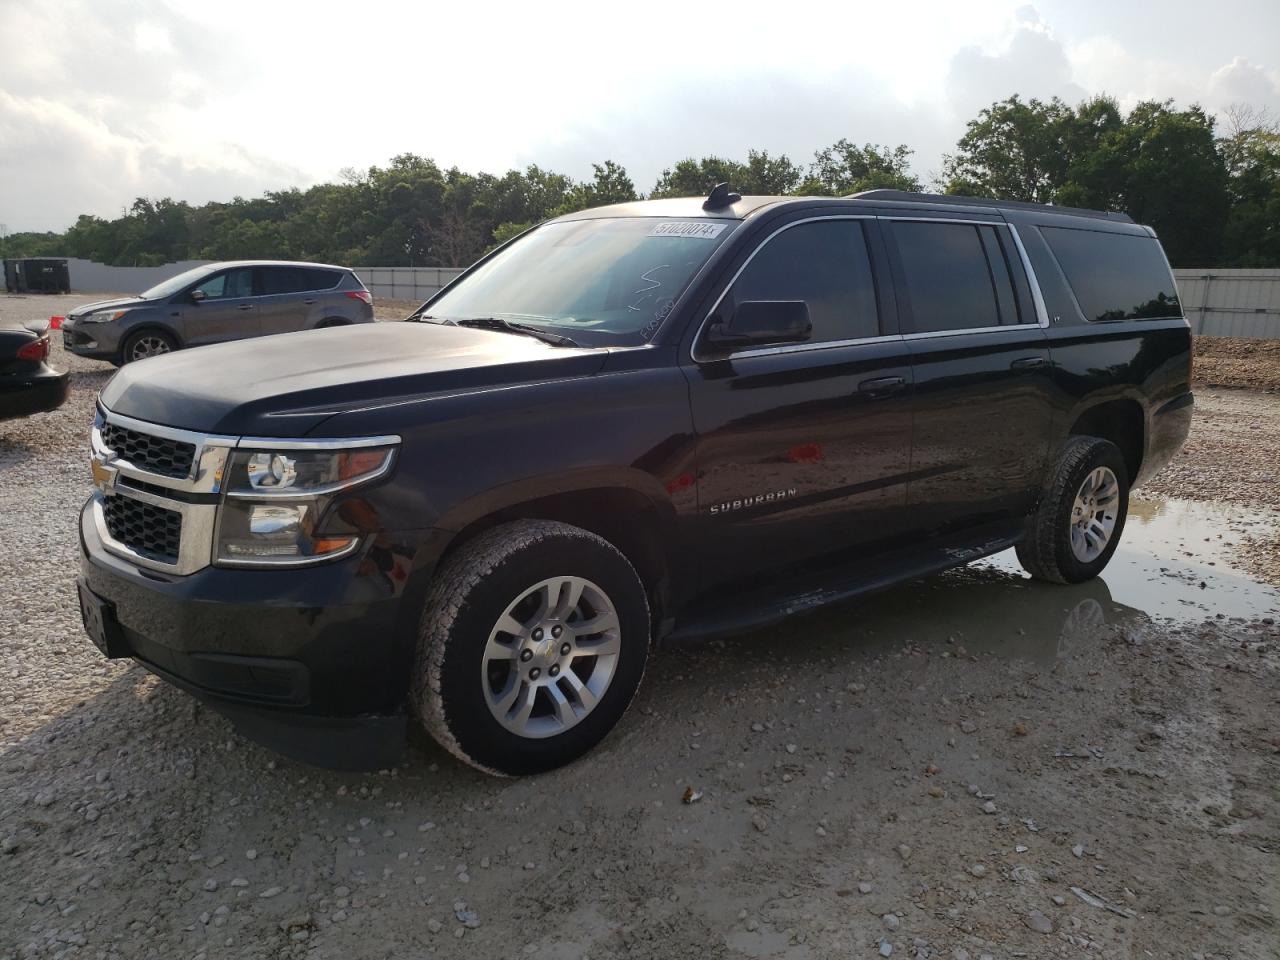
[
  {"xmin": 305, "ymin": 268, "xmax": 342, "ymax": 291},
  {"xmin": 1039, "ymin": 227, "xmax": 1181, "ymax": 322}
]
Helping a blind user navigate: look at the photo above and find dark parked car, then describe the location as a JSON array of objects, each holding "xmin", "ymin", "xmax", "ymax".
[
  {"xmin": 61, "ymin": 261, "xmax": 374, "ymax": 364},
  {"xmin": 0, "ymin": 314, "xmax": 68, "ymax": 420},
  {"xmin": 4, "ymin": 258, "xmax": 70, "ymax": 294},
  {"xmin": 76, "ymin": 188, "xmax": 1192, "ymax": 774}
]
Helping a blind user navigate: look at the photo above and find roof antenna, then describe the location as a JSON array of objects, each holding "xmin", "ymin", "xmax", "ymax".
[{"xmin": 702, "ymin": 182, "xmax": 741, "ymax": 210}]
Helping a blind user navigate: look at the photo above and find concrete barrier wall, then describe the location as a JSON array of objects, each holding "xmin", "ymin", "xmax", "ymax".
[
  {"xmin": 60, "ymin": 257, "xmax": 465, "ymax": 304},
  {"xmin": 67, "ymin": 258, "xmax": 213, "ymax": 294},
  {"xmin": 353, "ymin": 267, "xmax": 466, "ymax": 303},
  {"xmin": 50, "ymin": 258, "xmax": 1280, "ymax": 339},
  {"xmin": 1173, "ymin": 269, "xmax": 1280, "ymax": 339}
]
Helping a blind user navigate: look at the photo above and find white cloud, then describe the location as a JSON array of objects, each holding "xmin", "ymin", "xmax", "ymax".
[
  {"xmin": 1209, "ymin": 57, "xmax": 1280, "ymax": 111},
  {"xmin": 1, "ymin": 0, "xmax": 1278, "ymax": 231}
]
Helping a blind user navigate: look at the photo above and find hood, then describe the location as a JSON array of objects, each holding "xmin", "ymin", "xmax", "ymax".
[
  {"xmin": 68, "ymin": 296, "xmax": 148, "ymax": 318},
  {"xmin": 99, "ymin": 322, "xmax": 609, "ymax": 436}
]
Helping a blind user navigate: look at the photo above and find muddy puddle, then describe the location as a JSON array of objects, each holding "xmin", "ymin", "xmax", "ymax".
[
  {"xmin": 980, "ymin": 496, "xmax": 1280, "ymax": 622},
  {"xmin": 762, "ymin": 497, "xmax": 1280, "ymax": 666}
]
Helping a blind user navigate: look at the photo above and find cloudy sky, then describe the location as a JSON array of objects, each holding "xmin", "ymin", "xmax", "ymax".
[{"xmin": 2, "ymin": 0, "xmax": 1278, "ymax": 232}]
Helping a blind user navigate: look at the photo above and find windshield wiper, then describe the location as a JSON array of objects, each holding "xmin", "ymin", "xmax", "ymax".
[{"xmin": 454, "ymin": 316, "xmax": 580, "ymax": 348}]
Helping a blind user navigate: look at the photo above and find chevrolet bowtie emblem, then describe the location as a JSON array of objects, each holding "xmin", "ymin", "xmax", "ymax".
[{"xmin": 91, "ymin": 458, "xmax": 118, "ymax": 493}]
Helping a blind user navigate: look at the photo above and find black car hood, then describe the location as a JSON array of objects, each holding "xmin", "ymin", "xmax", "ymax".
[
  {"xmin": 99, "ymin": 322, "xmax": 610, "ymax": 436},
  {"xmin": 68, "ymin": 296, "xmax": 148, "ymax": 318}
]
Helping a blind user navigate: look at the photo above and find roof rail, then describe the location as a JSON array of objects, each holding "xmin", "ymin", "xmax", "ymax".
[{"xmin": 848, "ymin": 189, "xmax": 1133, "ymax": 223}]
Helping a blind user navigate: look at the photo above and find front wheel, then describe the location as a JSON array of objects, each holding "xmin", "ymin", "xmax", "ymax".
[
  {"xmin": 120, "ymin": 329, "xmax": 177, "ymax": 364},
  {"xmin": 412, "ymin": 520, "xmax": 650, "ymax": 776},
  {"xmin": 1016, "ymin": 436, "xmax": 1130, "ymax": 583}
]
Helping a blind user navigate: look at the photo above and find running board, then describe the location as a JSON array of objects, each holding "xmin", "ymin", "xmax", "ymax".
[{"xmin": 662, "ymin": 522, "xmax": 1022, "ymax": 645}]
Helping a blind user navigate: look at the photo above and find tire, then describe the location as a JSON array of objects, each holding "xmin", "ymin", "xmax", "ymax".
[
  {"xmin": 1016, "ymin": 436, "xmax": 1130, "ymax": 584},
  {"xmin": 120, "ymin": 328, "xmax": 178, "ymax": 364},
  {"xmin": 412, "ymin": 520, "xmax": 650, "ymax": 776},
  {"xmin": 316, "ymin": 318, "xmax": 348, "ymax": 329}
]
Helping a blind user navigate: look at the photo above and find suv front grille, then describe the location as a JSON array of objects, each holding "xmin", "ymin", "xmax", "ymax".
[
  {"xmin": 102, "ymin": 423, "xmax": 195, "ymax": 479},
  {"xmin": 102, "ymin": 495, "xmax": 182, "ymax": 563}
]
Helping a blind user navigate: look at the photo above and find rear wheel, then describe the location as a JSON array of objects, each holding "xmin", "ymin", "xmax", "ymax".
[
  {"xmin": 1016, "ymin": 436, "xmax": 1129, "ymax": 583},
  {"xmin": 412, "ymin": 520, "xmax": 649, "ymax": 776},
  {"xmin": 316, "ymin": 318, "xmax": 348, "ymax": 329},
  {"xmin": 121, "ymin": 329, "xmax": 177, "ymax": 364}
]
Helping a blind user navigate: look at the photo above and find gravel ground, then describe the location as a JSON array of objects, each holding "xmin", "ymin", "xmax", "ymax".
[
  {"xmin": 2, "ymin": 294, "xmax": 1279, "ymax": 960},
  {"xmin": 372, "ymin": 298, "xmax": 424, "ymax": 321},
  {"xmin": 1193, "ymin": 337, "xmax": 1280, "ymax": 393}
]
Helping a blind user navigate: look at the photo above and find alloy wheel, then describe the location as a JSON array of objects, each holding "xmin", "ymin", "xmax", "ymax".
[
  {"xmin": 1069, "ymin": 466, "xmax": 1120, "ymax": 562},
  {"xmin": 481, "ymin": 575, "xmax": 620, "ymax": 739},
  {"xmin": 129, "ymin": 335, "xmax": 172, "ymax": 361}
]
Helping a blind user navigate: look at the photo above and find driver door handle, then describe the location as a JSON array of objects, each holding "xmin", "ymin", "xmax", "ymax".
[
  {"xmin": 237, "ymin": 303, "xmax": 254, "ymax": 311},
  {"xmin": 1010, "ymin": 356, "xmax": 1047, "ymax": 369},
  {"xmin": 857, "ymin": 375, "xmax": 907, "ymax": 399}
]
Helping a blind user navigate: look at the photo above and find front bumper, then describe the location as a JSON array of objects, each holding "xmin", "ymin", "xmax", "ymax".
[
  {"xmin": 0, "ymin": 365, "xmax": 69, "ymax": 420},
  {"xmin": 79, "ymin": 500, "xmax": 421, "ymax": 769},
  {"xmin": 62, "ymin": 321, "xmax": 120, "ymax": 359}
]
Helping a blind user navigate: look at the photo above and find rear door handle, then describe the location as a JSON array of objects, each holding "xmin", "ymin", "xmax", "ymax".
[
  {"xmin": 303, "ymin": 298, "xmax": 317, "ymax": 305},
  {"xmin": 857, "ymin": 375, "xmax": 907, "ymax": 399},
  {"xmin": 1010, "ymin": 356, "xmax": 1047, "ymax": 370},
  {"xmin": 237, "ymin": 303, "xmax": 254, "ymax": 311}
]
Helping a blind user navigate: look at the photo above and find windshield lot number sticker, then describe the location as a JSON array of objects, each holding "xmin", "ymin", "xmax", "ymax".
[{"xmin": 650, "ymin": 222, "xmax": 727, "ymax": 239}]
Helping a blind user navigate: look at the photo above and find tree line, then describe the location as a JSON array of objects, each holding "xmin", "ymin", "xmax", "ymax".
[{"xmin": 5, "ymin": 96, "xmax": 1278, "ymax": 270}]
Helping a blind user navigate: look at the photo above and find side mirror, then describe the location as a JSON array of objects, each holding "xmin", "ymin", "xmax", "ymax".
[
  {"xmin": 190, "ymin": 289, "xmax": 207, "ymax": 303},
  {"xmin": 705, "ymin": 300, "xmax": 811, "ymax": 350}
]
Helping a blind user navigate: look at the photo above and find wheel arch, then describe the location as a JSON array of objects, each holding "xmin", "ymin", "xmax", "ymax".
[
  {"xmin": 431, "ymin": 477, "xmax": 679, "ymax": 629},
  {"xmin": 1065, "ymin": 395, "xmax": 1146, "ymax": 484}
]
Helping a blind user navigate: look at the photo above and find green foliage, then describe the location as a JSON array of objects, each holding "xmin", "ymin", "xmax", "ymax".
[
  {"xmin": 940, "ymin": 94, "xmax": 1275, "ymax": 266},
  {"xmin": 650, "ymin": 150, "xmax": 804, "ymax": 198},
  {"xmin": 798, "ymin": 141, "xmax": 921, "ymax": 196},
  {"xmin": 11, "ymin": 101, "xmax": 1280, "ymax": 269}
]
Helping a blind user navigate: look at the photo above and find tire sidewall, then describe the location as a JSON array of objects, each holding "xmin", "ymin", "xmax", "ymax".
[
  {"xmin": 428, "ymin": 532, "xmax": 649, "ymax": 775},
  {"xmin": 1052, "ymin": 440, "xmax": 1130, "ymax": 582}
]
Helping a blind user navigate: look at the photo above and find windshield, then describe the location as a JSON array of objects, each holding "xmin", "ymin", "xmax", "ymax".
[
  {"xmin": 423, "ymin": 217, "xmax": 736, "ymax": 344},
  {"xmin": 139, "ymin": 264, "xmax": 217, "ymax": 300}
]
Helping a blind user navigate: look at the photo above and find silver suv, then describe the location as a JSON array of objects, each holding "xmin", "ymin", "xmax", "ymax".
[{"xmin": 62, "ymin": 261, "xmax": 375, "ymax": 364}]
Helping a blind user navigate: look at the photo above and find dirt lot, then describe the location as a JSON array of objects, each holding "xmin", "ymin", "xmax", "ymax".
[
  {"xmin": 1193, "ymin": 337, "xmax": 1280, "ymax": 394},
  {"xmin": 2, "ymin": 295, "xmax": 1278, "ymax": 960}
]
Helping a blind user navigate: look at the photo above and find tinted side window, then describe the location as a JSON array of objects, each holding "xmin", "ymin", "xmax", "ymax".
[
  {"xmin": 305, "ymin": 268, "xmax": 342, "ymax": 291},
  {"xmin": 192, "ymin": 268, "xmax": 252, "ymax": 300},
  {"xmin": 1040, "ymin": 226, "xmax": 1181, "ymax": 321},
  {"xmin": 891, "ymin": 221, "xmax": 1005, "ymax": 333},
  {"xmin": 728, "ymin": 220, "xmax": 879, "ymax": 343},
  {"xmin": 258, "ymin": 267, "xmax": 308, "ymax": 296}
]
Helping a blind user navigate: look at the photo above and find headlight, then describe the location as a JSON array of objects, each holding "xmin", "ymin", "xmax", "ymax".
[
  {"xmin": 78, "ymin": 309, "xmax": 129, "ymax": 324},
  {"xmin": 214, "ymin": 441, "xmax": 397, "ymax": 566}
]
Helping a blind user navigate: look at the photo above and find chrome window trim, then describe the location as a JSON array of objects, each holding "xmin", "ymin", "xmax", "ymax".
[
  {"xmin": 689, "ymin": 213, "xmax": 1056, "ymax": 363},
  {"xmin": 689, "ymin": 215, "xmax": 880, "ymax": 363},
  {"xmin": 709, "ymin": 333, "xmax": 904, "ymax": 361},
  {"xmin": 877, "ymin": 216, "xmax": 1051, "ymax": 330},
  {"xmin": 901, "ymin": 324, "xmax": 1043, "ymax": 341}
]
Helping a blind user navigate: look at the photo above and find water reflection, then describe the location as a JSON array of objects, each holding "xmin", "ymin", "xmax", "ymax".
[
  {"xmin": 982, "ymin": 496, "xmax": 1280, "ymax": 623},
  {"xmin": 761, "ymin": 497, "xmax": 1278, "ymax": 669}
]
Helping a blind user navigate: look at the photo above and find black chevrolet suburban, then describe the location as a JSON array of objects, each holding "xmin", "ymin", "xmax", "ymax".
[{"xmin": 77, "ymin": 188, "xmax": 1193, "ymax": 774}]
